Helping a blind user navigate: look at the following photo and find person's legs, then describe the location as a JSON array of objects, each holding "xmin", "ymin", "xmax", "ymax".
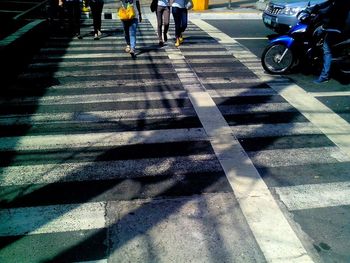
[
  {"xmin": 180, "ymin": 8, "xmax": 188, "ymax": 35},
  {"xmin": 163, "ymin": 6, "xmax": 170, "ymax": 42},
  {"xmin": 172, "ymin": 6, "xmax": 181, "ymax": 46},
  {"xmin": 129, "ymin": 18, "xmax": 138, "ymax": 57},
  {"xmin": 123, "ymin": 20, "xmax": 131, "ymax": 50},
  {"xmin": 172, "ymin": 7, "xmax": 181, "ymax": 39},
  {"xmin": 90, "ymin": 2, "xmax": 99, "ymax": 34},
  {"xmin": 315, "ymin": 34, "xmax": 332, "ymax": 83},
  {"xmin": 156, "ymin": 6, "xmax": 164, "ymax": 42},
  {"xmin": 96, "ymin": 2, "xmax": 104, "ymax": 34},
  {"xmin": 72, "ymin": 1, "xmax": 81, "ymax": 36}
]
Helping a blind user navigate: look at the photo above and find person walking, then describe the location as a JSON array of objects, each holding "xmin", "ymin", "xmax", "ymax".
[
  {"xmin": 88, "ymin": 0, "xmax": 104, "ymax": 40},
  {"xmin": 156, "ymin": 0, "xmax": 170, "ymax": 46},
  {"xmin": 121, "ymin": 0, "xmax": 142, "ymax": 58},
  {"xmin": 171, "ymin": 0, "xmax": 192, "ymax": 47},
  {"xmin": 59, "ymin": 0, "xmax": 82, "ymax": 39}
]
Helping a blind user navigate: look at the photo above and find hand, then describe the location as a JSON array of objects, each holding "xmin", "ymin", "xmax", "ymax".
[{"xmin": 58, "ymin": 0, "xmax": 63, "ymax": 6}]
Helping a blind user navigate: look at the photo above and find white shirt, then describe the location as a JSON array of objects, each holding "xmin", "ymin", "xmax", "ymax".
[
  {"xmin": 158, "ymin": 0, "xmax": 169, "ymax": 7},
  {"xmin": 172, "ymin": 0, "xmax": 185, "ymax": 8}
]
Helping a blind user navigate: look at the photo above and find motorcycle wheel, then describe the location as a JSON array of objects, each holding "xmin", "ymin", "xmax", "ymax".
[
  {"xmin": 338, "ymin": 56, "xmax": 350, "ymax": 75},
  {"xmin": 261, "ymin": 43, "xmax": 294, "ymax": 74}
]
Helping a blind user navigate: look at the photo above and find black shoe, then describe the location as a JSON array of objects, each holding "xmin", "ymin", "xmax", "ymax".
[
  {"xmin": 159, "ymin": 41, "xmax": 164, "ymax": 47},
  {"xmin": 313, "ymin": 77, "xmax": 329, "ymax": 84},
  {"xmin": 130, "ymin": 50, "xmax": 136, "ymax": 59},
  {"xmin": 75, "ymin": 34, "xmax": 83, "ymax": 39}
]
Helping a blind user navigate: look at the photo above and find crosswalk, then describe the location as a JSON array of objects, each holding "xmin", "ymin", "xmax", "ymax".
[{"xmin": 1, "ymin": 17, "xmax": 350, "ymax": 262}]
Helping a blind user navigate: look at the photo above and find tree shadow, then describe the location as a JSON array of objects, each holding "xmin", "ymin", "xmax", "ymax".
[{"xmin": 1, "ymin": 17, "xmax": 345, "ymax": 263}]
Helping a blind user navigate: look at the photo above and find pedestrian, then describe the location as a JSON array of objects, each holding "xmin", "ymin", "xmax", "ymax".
[
  {"xmin": 120, "ymin": 0, "xmax": 142, "ymax": 58},
  {"xmin": 171, "ymin": 0, "xmax": 192, "ymax": 47},
  {"xmin": 312, "ymin": 0, "xmax": 350, "ymax": 84},
  {"xmin": 156, "ymin": 0, "xmax": 170, "ymax": 46},
  {"xmin": 59, "ymin": 0, "xmax": 82, "ymax": 39},
  {"xmin": 87, "ymin": 0, "xmax": 104, "ymax": 40}
]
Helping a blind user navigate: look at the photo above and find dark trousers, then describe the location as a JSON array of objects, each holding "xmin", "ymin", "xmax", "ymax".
[
  {"xmin": 172, "ymin": 7, "xmax": 187, "ymax": 38},
  {"xmin": 156, "ymin": 6, "xmax": 170, "ymax": 41},
  {"xmin": 65, "ymin": 1, "xmax": 81, "ymax": 35},
  {"xmin": 90, "ymin": 1, "xmax": 104, "ymax": 34}
]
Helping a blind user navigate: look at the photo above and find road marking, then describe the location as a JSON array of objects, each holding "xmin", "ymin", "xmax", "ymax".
[
  {"xmin": 192, "ymin": 19, "xmax": 350, "ymax": 161},
  {"xmin": 233, "ymin": 37, "xmax": 267, "ymax": 40},
  {"xmin": 158, "ymin": 18, "xmax": 315, "ymax": 263},
  {"xmin": 249, "ymin": 146, "xmax": 350, "ymax": 167},
  {"xmin": 275, "ymin": 182, "xmax": 350, "ymax": 210},
  {"xmin": 0, "ymin": 202, "xmax": 106, "ymax": 236},
  {"xmin": 309, "ymin": 91, "xmax": 350, "ymax": 97},
  {"xmin": 0, "ymin": 154, "xmax": 220, "ymax": 186},
  {"xmin": 0, "ymin": 129, "xmax": 207, "ymax": 151}
]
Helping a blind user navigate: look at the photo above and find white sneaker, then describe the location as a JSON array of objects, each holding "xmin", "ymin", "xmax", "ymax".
[{"xmin": 125, "ymin": 45, "xmax": 131, "ymax": 53}]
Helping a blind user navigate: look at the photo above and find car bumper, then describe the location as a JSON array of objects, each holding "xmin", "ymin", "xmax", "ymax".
[{"xmin": 262, "ymin": 13, "xmax": 298, "ymax": 33}]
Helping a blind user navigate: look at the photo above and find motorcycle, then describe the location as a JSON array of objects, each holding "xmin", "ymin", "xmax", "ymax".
[{"xmin": 261, "ymin": 7, "xmax": 350, "ymax": 76}]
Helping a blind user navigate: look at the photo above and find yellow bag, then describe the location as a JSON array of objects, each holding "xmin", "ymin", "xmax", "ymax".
[{"xmin": 118, "ymin": 4, "xmax": 136, "ymax": 21}]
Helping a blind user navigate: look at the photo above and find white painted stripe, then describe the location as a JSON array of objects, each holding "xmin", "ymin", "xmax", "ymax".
[
  {"xmin": 270, "ymin": 83, "xmax": 350, "ymax": 158},
  {"xmin": 309, "ymin": 91, "xmax": 350, "ymax": 97},
  {"xmin": 21, "ymin": 68, "xmax": 176, "ymax": 78},
  {"xmin": 28, "ymin": 60, "xmax": 167, "ymax": 68},
  {"xmin": 0, "ymin": 154, "xmax": 220, "ymax": 186},
  {"xmin": 249, "ymin": 147, "xmax": 350, "ymax": 168},
  {"xmin": 74, "ymin": 260, "xmax": 107, "ymax": 263},
  {"xmin": 0, "ymin": 202, "xmax": 106, "ymax": 236},
  {"xmin": 231, "ymin": 122, "xmax": 323, "ymax": 138},
  {"xmin": 233, "ymin": 37, "xmax": 267, "ymax": 40},
  {"xmin": 191, "ymin": 19, "xmax": 350, "ymax": 160},
  {"xmin": 275, "ymin": 182, "xmax": 350, "ymax": 210},
  {"xmin": 0, "ymin": 108, "xmax": 196, "ymax": 124},
  {"xmin": 189, "ymin": 19, "xmax": 314, "ymax": 263},
  {"xmin": 44, "ymin": 79, "xmax": 182, "ymax": 89},
  {"xmin": 0, "ymin": 128, "xmax": 206, "ymax": 151},
  {"xmin": 1, "ymin": 90, "xmax": 187, "ymax": 105},
  {"xmin": 34, "ymin": 52, "xmax": 168, "ymax": 59}
]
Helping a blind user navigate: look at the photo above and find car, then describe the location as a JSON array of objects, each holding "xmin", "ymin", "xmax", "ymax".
[{"xmin": 262, "ymin": 0, "xmax": 327, "ymax": 33}]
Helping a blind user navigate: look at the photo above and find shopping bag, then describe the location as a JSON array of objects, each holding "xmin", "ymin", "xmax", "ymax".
[{"xmin": 118, "ymin": 3, "xmax": 135, "ymax": 20}]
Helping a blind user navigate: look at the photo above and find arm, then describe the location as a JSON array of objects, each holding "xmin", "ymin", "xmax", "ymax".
[{"xmin": 136, "ymin": 0, "xmax": 142, "ymax": 22}]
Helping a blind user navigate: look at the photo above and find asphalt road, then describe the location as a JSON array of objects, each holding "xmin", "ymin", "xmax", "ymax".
[
  {"xmin": 1, "ymin": 16, "xmax": 350, "ymax": 263},
  {"xmin": 206, "ymin": 18, "xmax": 350, "ymax": 263}
]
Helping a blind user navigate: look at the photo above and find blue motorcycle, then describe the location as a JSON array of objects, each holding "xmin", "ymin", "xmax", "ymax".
[{"xmin": 261, "ymin": 8, "xmax": 350, "ymax": 75}]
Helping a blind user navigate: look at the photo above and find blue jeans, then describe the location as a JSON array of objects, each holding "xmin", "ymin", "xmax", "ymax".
[
  {"xmin": 122, "ymin": 18, "xmax": 138, "ymax": 50},
  {"xmin": 320, "ymin": 33, "xmax": 332, "ymax": 80},
  {"xmin": 172, "ymin": 7, "xmax": 188, "ymax": 38}
]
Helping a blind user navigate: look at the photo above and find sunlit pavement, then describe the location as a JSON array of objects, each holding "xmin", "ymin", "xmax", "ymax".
[{"xmin": 1, "ymin": 2, "xmax": 350, "ymax": 262}]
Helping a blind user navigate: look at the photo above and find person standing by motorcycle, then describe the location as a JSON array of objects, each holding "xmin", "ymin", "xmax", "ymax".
[{"xmin": 313, "ymin": 0, "xmax": 350, "ymax": 83}]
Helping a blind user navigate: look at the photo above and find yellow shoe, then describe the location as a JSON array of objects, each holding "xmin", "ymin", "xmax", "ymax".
[
  {"xmin": 175, "ymin": 38, "xmax": 180, "ymax": 47},
  {"xmin": 179, "ymin": 35, "xmax": 184, "ymax": 43}
]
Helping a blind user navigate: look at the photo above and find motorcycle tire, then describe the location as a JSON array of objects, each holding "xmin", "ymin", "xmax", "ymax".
[
  {"xmin": 337, "ymin": 56, "xmax": 350, "ymax": 75},
  {"xmin": 261, "ymin": 43, "xmax": 294, "ymax": 74}
]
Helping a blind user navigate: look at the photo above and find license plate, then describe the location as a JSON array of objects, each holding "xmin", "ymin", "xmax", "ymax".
[{"xmin": 264, "ymin": 16, "xmax": 272, "ymax": 25}]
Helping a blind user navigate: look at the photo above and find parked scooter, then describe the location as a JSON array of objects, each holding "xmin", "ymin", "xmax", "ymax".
[{"xmin": 261, "ymin": 7, "xmax": 350, "ymax": 76}]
